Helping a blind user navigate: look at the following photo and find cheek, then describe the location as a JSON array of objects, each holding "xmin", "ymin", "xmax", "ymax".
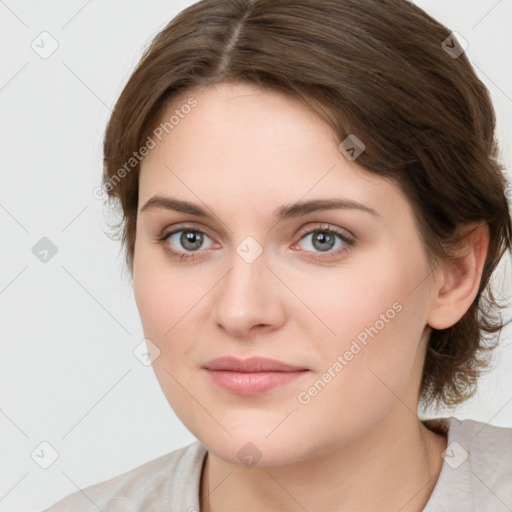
[
  {"xmin": 302, "ymin": 246, "xmax": 431, "ymax": 392},
  {"xmin": 133, "ymin": 241, "xmax": 202, "ymax": 340},
  {"xmin": 132, "ymin": 248, "xmax": 216, "ymax": 410},
  {"xmin": 294, "ymin": 251, "xmax": 428, "ymax": 353},
  {"xmin": 290, "ymin": 282, "xmax": 429, "ymax": 444},
  {"xmin": 133, "ymin": 256, "xmax": 203, "ymax": 425}
]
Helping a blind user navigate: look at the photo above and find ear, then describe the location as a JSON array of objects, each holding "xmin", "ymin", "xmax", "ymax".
[{"xmin": 426, "ymin": 222, "xmax": 490, "ymax": 330}]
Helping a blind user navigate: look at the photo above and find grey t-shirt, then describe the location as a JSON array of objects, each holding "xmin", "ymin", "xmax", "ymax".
[{"xmin": 43, "ymin": 417, "xmax": 511, "ymax": 511}]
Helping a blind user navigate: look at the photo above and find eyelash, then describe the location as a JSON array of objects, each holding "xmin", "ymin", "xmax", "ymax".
[{"xmin": 158, "ymin": 223, "xmax": 355, "ymax": 262}]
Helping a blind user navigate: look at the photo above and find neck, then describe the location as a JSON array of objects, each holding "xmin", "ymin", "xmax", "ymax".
[{"xmin": 199, "ymin": 410, "xmax": 447, "ymax": 512}]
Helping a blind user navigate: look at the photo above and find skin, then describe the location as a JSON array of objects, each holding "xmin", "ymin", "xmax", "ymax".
[{"xmin": 133, "ymin": 82, "xmax": 489, "ymax": 511}]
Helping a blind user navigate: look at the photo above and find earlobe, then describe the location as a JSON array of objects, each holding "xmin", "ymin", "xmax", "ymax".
[{"xmin": 426, "ymin": 222, "xmax": 490, "ymax": 330}]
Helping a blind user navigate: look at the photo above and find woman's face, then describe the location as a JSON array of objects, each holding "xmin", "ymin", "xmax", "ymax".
[{"xmin": 133, "ymin": 82, "xmax": 439, "ymax": 465}]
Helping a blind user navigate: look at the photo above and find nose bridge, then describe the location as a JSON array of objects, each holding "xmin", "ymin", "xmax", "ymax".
[
  {"xmin": 212, "ymin": 236, "xmax": 284, "ymax": 336},
  {"xmin": 221, "ymin": 239, "xmax": 269, "ymax": 309}
]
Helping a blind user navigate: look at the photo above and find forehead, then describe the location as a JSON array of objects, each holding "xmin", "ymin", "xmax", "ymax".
[{"xmin": 138, "ymin": 82, "xmax": 408, "ymax": 222}]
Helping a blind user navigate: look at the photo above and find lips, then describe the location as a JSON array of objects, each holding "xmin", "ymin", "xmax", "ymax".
[
  {"xmin": 202, "ymin": 356, "xmax": 309, "ymax": 395},
  {"xmin": 203, "ymin": 356, "xmax": 308, "ymax": 372}
]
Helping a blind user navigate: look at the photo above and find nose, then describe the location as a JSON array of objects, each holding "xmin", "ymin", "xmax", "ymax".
[{"xmin": 211, "ymin": 249, "xmax": 286, "ymax": 339}]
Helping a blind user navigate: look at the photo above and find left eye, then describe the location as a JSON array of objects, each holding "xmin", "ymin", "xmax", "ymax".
[{"xmin": 294, "ymin": 227, "xmax": 354, "ymax": 254}]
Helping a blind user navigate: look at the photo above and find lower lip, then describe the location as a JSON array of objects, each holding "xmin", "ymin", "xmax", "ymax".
[{"xmin": 204, "ymin": 369, "xmax": 308, "ymax": 395}]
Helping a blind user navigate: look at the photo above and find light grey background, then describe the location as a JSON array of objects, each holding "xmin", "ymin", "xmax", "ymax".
[{"xmin": 0, "ymin": 1, "xmax": 511, "ymax": 511}]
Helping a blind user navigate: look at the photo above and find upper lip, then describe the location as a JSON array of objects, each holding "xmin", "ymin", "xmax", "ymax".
[{"xmin": 203, "ymin": 356, "xmax": 308, "ymax": 372}]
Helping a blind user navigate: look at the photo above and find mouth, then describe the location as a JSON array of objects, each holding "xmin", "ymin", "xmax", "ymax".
[{"xmin": 202, "ymin": 356, "xmax": 310, "ymax": 395}]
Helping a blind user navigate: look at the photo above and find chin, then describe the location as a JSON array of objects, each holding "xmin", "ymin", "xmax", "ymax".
[{"xmin": 205, "ymin": 435, "xmax": 312, "ymax": 468}]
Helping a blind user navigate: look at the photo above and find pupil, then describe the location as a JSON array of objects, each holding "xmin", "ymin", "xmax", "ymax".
[
  {"xmin": 314, "ymin": 232, "xmax": 334, "ymax": 252},
  {"xmin": 182, "ymin": 231, "xmax": 203, "ymax": 250}
]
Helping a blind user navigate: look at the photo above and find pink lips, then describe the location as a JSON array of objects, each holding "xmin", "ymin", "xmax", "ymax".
[{"xmin": 203, "ymin": 356, "xmax": 309, "ymax": 395}]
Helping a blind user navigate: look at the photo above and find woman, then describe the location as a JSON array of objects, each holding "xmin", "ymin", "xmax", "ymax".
[{"xmin": 45, "ymin": 0, "xmax": 512, "ymax": 510}]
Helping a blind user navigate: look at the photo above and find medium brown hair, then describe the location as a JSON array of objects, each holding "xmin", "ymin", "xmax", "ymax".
[{"xmin": 102, "ymin": 0, "xmax": 512, "ymax": 410}]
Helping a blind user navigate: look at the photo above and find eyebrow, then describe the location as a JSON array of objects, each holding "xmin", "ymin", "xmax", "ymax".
[{"xmin": 139, "ymin": 195, "xmax": 380, "ymax": 222}]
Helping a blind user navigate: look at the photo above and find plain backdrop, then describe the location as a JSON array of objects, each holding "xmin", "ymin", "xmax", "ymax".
[{"xmin": 0, "ymin": 1, "xmax": 511, "ymax": 511}]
